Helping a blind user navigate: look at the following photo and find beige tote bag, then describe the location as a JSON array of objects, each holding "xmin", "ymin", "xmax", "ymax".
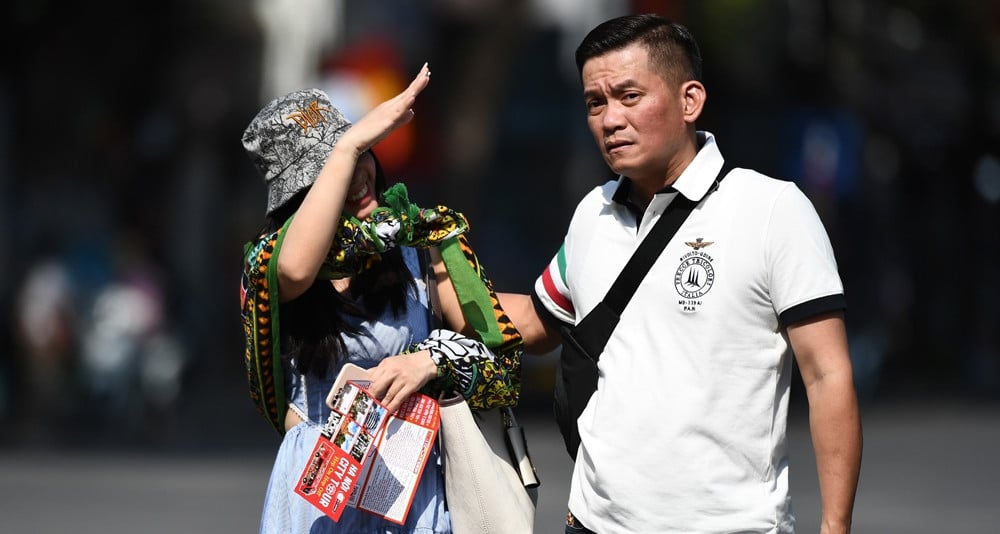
[{"xmin": 438, "ymin": 394, "xmax": 538, "ymax": 533}]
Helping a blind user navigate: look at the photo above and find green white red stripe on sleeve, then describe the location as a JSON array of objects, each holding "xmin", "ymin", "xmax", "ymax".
[{"xmin": 534, "ymin": 244, "xmax": 575, "ymax": 324}]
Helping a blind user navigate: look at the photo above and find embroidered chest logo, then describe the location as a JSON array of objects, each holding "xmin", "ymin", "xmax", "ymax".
[
  {"xmin": 287, "ymin": 100, "xmax": 331, "ymax": 130},
  {"xmin": 674, "ymin": 238, "xmax": 715, "ymax": 312}
]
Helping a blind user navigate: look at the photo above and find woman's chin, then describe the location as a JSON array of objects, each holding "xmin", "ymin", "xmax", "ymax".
[{"xmin": 347, "ymin": 198, "xmax": 379, "ymax": 220}]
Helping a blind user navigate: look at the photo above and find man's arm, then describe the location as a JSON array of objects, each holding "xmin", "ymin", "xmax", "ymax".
[
  {"xmin": 497, "ymin": 292, "xmax": 563, "ymax": 355},
  {"xmin": 788, "ymin": 311, "xmax": 862, "ymax": 534}
]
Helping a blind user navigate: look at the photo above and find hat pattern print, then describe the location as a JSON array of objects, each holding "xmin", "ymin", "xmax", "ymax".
[{"xmin": 242, "ymin": 88, "xmax": 352, "ymax": 215}]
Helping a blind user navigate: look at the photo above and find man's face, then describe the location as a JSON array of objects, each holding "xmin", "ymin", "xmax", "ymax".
[{"xmin": 581, "ymin": 43, "xmax": 688, "ymax": 188}]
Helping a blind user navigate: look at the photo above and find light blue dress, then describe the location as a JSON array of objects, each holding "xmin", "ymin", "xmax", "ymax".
[{"xmin": 259, "ymin": 247, "xmax": 450, "ymax": 534}]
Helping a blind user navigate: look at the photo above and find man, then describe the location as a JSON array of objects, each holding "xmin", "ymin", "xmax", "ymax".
[{"xmin": 500, "ymin": 13, "xmax": 862, "ymax": 534}]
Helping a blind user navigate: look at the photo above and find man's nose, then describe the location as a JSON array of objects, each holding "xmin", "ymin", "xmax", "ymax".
[{"xmin": 602, "ymin": 101, "xmax": 626, "ymax": 132}]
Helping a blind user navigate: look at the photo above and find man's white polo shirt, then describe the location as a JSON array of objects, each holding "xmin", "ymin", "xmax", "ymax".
[{"xmin": 534, "ymin": 132, "xmax": 846, "ymax": 533}]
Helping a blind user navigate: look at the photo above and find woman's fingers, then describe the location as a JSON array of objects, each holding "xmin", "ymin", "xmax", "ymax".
[
  {"xmin": 405, "ymin": 62, "xmax": 431, "ymax": 100},
  {"xmin": 382, "ymin": 63, "xmax": 431, "ymax": 127},
  {"xmin": 369, "ymin": 374, "xmax": 409, "ymax": 414},
  {"xmin": 338, "ymin": 63, "xmax": 431, "ymax": 155},
  {"xmin": 380, "ymin": 384, "xmax": 406, "ymax": 414}
]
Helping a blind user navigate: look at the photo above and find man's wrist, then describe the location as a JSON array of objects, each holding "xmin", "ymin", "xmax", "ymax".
[{"xmin": 819, "ymin": 517, "xmax": 852, "ymax": 534}]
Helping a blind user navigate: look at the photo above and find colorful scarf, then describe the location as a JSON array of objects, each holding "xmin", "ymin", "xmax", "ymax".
[{"xmin": 240, "ymin": 184, "xmax": 522, "ymax": 433}]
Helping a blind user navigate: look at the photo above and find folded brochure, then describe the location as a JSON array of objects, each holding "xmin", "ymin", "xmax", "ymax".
[{"xmin": 294, "ymin": 363, "xmax": 441, "ymax": 524}]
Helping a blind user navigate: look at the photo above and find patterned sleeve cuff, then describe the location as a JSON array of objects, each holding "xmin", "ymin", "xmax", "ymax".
[
  {"xmin": 415, "ymin": 329, "xmax": 494, "ymax": 362},
  {"xmin": 407, "ymin": 328, "xmax": 517, "ymax": 409}
]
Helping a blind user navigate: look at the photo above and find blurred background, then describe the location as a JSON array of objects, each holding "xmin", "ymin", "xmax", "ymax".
[{"xmin": 1, "ymin": 0, "xmax": 999, "ymax": 532}]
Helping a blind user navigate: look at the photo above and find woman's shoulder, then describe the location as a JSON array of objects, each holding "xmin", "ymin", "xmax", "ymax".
[{"xmin": 243, "ymin": 227, "xmax": 280, "ymax": 276}]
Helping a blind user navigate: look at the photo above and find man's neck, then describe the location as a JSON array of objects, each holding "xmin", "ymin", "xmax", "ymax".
[
  {"xmin": 628, "ymin": 166, "xmax": 684, "ymax": 210},
  {"xmin": 628, "ymin": 134, "xmax": 704, "ymax": 209}
]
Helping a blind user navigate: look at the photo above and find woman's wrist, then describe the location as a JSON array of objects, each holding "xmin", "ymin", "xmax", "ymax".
[
  {"xmin": 330, "ymin": 134, "xmax": 367, "ymax": 161},
  {"xmin": 411, "ymin": 349, "xmax": 440, "ymax": 385}
]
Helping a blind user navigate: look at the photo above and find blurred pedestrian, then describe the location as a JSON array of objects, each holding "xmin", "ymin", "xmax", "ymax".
[
  {"xmin": 13, "ymin": 256, "xmax": 78, "ymax": 438},
  {"xmin": 500, "ymin": 14, "xmax": 862, "ymax": 534}
]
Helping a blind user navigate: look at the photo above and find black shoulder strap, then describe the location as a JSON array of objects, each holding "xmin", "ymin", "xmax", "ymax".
[{"xmin": 602, "ymin": 162, "xmax": 734, "ymax": 313}]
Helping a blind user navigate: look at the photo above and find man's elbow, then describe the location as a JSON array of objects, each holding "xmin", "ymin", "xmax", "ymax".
[
  {"xmin": 499, "ymin": 292, "xmax": 563, "ymax": 355},
  {"xmin": 517, "ymin": 307, "xmax": 564, "ymax": 355},
  {"xmin": 522, "ymin": 325, "xmax": 562, "ymax": 355}
]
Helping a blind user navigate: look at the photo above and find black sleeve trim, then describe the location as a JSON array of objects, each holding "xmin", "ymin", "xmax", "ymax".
[
  {"xmin": 531, "ymin": 292, "xmax": 573, "ymax": 331},
  {"xmin": 779, "ymin": 294, "xmax": 847, "ymax": 327}
]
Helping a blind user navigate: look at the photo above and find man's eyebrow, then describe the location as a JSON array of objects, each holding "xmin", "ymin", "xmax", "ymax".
[
  {"xmin": 608, "ymin": 79, "xmax": 641, "ymax": 93},
  {"xmin": 583, "ymin": 78, "xmax": 641, "ymax": 99}
]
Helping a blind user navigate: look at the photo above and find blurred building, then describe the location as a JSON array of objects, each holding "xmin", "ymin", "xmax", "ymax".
[{"xmin": 0, "ymin": 0, "xmax": 997, "ymax": 448}]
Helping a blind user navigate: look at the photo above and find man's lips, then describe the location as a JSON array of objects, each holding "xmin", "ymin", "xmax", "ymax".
[{"xmin": 605, "ymin": 139, "xmax": 631, "ymax": 153}]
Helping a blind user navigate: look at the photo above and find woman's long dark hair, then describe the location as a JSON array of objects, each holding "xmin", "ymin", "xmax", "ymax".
[{"xmin": 263, "ymin": 152, "xmax": 415, "ymax": 377}]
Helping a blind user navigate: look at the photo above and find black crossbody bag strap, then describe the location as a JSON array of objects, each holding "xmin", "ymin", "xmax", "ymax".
[
  {"xmin": 554, "ymin": 162, "xmax": 734, "ymax": 459},
  {"xmin": 571, "ymin": 161, "xmax": 734, "ymax": 356}
]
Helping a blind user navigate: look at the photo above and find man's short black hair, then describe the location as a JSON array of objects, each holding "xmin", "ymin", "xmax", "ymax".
[{"xmin": 575, "ymin": 13, "xmax": 703, "ymax": 84}]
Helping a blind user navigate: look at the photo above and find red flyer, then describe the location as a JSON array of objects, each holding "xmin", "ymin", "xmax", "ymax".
[
  {"xmin": 294, "ymin": 364, "xmax": 441, "ymax": 525},
  {"xmin": 293, "ymin": 436, "xmax": 363, "ymax": 522}
]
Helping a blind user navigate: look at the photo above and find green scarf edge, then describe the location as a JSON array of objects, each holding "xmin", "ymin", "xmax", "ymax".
[
  {"xmin": 263, "ymin": 215, "xmax": 293, "ymax": 432},
  {"xmin": 439, "ymin": 237, "xmax": 504, "ymax": 348}
]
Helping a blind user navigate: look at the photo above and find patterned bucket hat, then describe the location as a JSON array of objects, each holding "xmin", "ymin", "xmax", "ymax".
[{"xmin": 242, "ymin": 88, "xmax": 352, "ymax": 215}]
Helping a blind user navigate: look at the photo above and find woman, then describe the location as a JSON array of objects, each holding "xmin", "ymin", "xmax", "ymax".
[{"xmin": 239, "ymin": 65, "xmax": 522, "ymax": 533}]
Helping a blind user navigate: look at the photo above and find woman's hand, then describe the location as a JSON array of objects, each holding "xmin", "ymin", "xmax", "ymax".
[
  {"xmin": 276, "ymin": 63, "xmax": 431, "ymax": 302},
  {"xmin": 334, "ymin": 62, "xmax": 432, "ymax": 158},
  {"xmin": 367, "ymin": 350, "xmax": 437, "ymax": 414}
]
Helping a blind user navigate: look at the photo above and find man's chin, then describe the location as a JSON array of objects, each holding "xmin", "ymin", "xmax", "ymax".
[
  {"xmin": 607, "ymin": 163, "xmax": 631, "ymax": 178},
  {"xmin": 604, "ymin": 155, "xmax": 631, "ymax": 176}
]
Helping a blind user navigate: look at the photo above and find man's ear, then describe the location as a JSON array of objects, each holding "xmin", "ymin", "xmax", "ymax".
[{"xmin": 681, "ymin": 80, "xmax": 706, "ymax": 123}]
